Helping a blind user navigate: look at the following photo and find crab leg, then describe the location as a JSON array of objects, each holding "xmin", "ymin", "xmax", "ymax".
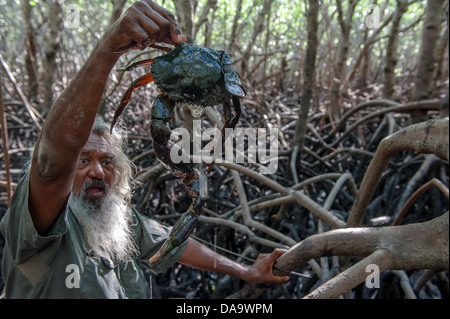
[
  {"xmin": 203, "ymin": 96, "xmax": 242, "ymax": 174},
  {"xmin": 149, "ymin": 94, "xmax": 206, "ymax": 263},
  {"xmin": 114, "ymin": 42, "xmax": 173, "ymax": 55},
  {"xmin": 110, "ymin": 72, "xmax": 154, "ymax": 132},
  {"xmin": 150, "ymin": 94, "xmax": 196, "ymax": 177},
  {"xmin": 220, "ymin": 95, "xmax": 241, "ymax": 143},
  {"xmin": 149, "ymin": 181, "xmax": 204, "ymax": 263},
  {"xmin": 229, "ymin": 95, "xmax": 242, "ymax": 129},
  {"xmin": 117, "ymin": 58, "xmax": 154, "ymax": 72}
]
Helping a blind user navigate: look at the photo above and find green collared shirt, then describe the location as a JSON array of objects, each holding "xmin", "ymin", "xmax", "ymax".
[{"xmin": 0, "ymin": 170, "xmax": 187, "ymax": 298}]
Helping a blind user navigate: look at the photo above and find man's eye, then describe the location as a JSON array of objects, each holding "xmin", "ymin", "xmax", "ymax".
[
  {"xmin": 103, "ymin": 160, "xmax": 113, "ymax": 167},
  {"xmin": 78, "ymin": 158, "xmax": 89, "ymax": 168}
]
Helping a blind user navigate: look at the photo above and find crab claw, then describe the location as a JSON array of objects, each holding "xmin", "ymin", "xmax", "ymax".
[
  {"xmin": 223, "ymin": 65, "xmax": 246, "ymax": 98},
  {"xmin": 225, "ymin": 81, "xmax": 246, "ymax": 98},
  {"xmin": 149, "ymin": 208, "xmax": 200, "ymax": 263}
]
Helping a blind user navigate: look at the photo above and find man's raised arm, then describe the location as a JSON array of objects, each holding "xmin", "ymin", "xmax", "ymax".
[{"xmin": 28, "ymin": 1, "xmax": 186, "ymax": 235}]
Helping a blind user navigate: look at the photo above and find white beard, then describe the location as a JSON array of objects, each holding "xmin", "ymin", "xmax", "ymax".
[{"xmin": 69, "ymin": 182, "xmax": 138, "ymax": 265}]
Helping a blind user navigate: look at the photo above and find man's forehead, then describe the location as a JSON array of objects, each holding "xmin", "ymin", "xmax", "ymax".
[{"xmin": 82, "ymin": 133, "xmax": 112, "ymax": 154}]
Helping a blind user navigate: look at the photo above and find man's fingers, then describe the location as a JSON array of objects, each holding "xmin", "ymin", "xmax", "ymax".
[
  {"xmin": 135, "ymin": 15, "xmax": 161, "ymax": 45},
  {"xmin": 270, "ymin": 249, "xmax": 290, "ymax": 282},
  {"xmin": 128, "ymin": 2, "xmax": 165, "ymax": 46},
  {"xmin": 115, "ymin": 0, "xmax": 185, "ymax": 52},
  {"xmin": 255, "ymin": 248, "xmax": 286, "ymax": 267},
  {"xmin": 271, "ymin": 248, "xmax": 288, "ymax": 260},
  {"xmin": 129, "ymin": 23, "xmax": 154, "ymax": 49},
  {"xmin": 135, "ymin": 1, "xmax": 171, "ymax": 43},
  {"xmin": 146, "ymin": 0, "xmax": 186, "ymax": 44},
  {"xmin": 272, "ymin": 273, "xmax": 290, "ymax": 283}
]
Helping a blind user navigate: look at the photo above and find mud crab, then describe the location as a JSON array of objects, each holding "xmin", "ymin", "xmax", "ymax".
[{"xmin": 110, "ymin": 42, "xmax": 245, "ymax": 263}]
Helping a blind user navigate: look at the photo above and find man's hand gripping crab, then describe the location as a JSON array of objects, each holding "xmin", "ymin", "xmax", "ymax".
[{"xmin": 110, "ymin": 42, "xmax": 245, "ymax": 263}]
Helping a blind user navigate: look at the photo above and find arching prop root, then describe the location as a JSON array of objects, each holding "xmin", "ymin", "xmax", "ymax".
[{"xmin": 271, "ymin": 117, "xmax": 449, "ymax": 299}]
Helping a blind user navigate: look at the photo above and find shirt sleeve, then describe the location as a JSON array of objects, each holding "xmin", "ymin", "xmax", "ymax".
[
  {"xmin": 0, "ymin": 170, "xmax": 69, "ymax": 264},
  {"xmin": 130, "ymin": 207, "xmax": 188, "ymax": 274}
]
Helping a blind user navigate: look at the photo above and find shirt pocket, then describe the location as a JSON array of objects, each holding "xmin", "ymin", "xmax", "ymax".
[{"xmin": 80, "ymin": 255, "xmax": 126, "ymax": 299}]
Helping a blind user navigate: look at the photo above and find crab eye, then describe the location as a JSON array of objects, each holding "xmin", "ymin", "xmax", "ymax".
[{"xmin": 221, "ymin": 52, "xmax": 232, "ymax": 65}]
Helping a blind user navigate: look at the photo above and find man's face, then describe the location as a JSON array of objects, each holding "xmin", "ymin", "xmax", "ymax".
[{"xmin": 72, "ymin": 133, "xmax": 115, "ymax": 203}]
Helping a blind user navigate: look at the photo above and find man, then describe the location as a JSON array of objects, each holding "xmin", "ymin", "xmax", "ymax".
[{"xmin": 0, "ymin": 0, "xmax": 288, "ymax": 298}]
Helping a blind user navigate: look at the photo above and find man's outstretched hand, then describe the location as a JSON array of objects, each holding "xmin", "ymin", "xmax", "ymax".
[{"xmin": 245, "ymin": 249, "xmax": 290, "ymax": 284}]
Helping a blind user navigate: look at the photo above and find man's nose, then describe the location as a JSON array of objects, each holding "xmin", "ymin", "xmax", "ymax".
[{"xmin": 87, "ymin": 161, "xmax": 105, "ymax": 179}]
